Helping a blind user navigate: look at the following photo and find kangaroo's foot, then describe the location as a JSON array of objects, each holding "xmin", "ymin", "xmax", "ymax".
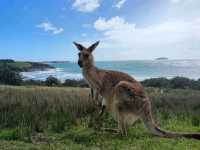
[
  {"xmin": 118, "ymin": 118, "xmax": 128, "ymax": 137},
  {"xmin": 101, "ymin": 128, "xmax": 119, "ymax": 133},
  {"xmin": 101, "ymin": 128, "xmax": 128, "ymax": 137}
]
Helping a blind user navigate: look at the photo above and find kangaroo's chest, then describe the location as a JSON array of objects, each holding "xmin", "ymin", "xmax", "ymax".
[{"xmin": 82, "ymin": 70, "xmax": 100, "ymax": 90}]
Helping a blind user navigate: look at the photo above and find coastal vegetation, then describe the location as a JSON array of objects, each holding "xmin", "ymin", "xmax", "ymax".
[
  {"xmin": 142, "ymin": 77, "xmax": 200, "ymax": 90},
  {"xmin": 0, "ymin": 59, "xmax": 54, "ymax": 85}
]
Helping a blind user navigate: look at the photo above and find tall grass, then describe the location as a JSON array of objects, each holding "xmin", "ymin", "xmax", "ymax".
[
  {"xmin": 0, "ymin": 85, "xmax": 200, "ymax": 142},
  {"xmin": 0, "ymin": 86, "xmax": 94, "ymax": 135}
]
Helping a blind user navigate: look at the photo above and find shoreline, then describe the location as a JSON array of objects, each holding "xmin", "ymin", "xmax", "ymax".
[{"xmin": 21, "ymin": 67, "xmax": 200, "ymax": 82}]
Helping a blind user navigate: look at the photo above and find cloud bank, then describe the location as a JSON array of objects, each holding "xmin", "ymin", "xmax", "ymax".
[{"xmin": 93, "ymin": 16, "xmax": 200, "ymax": 60}]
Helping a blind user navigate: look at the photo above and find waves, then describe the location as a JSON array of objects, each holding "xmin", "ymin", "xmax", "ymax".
[{"xmin": 21, "ymin": 68, "xmax": 83, "ymax": 82}]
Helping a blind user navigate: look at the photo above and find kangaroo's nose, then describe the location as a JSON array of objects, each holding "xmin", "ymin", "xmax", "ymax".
[{"xmin": 78, "ymin": 60, "xmax": 83, "ymax": 67}]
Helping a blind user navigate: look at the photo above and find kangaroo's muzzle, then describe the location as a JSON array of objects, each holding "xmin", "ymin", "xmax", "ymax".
[{"xmin": 78, "ymin": 60, "xmax": 83, "ymax": 68}]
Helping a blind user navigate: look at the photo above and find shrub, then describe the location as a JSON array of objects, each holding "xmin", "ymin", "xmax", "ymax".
[
  {"xmin": 170, "ymin": 77, "xmax": 194, "ymax": 89},
  {"xmin": 142, "ymin": 77, "xmax": 200, "ymax": 90},
  {"xmin": 142, "ymin": 77, "xmax": 170, "ymax": 88},
  {"xmin": 63, "ymin": 79, "xmax": 88, "ymax": 87},
  {"xmin": 0, "ymin": 64, "xmax": 22, "ymax": 85},
  {"xmin": 45, "ymin": 76, "xmax": 61, "ymax": 86},
  {"xmin": 23, "ymin": 79, "xmax": 45, "ymax": 86}
]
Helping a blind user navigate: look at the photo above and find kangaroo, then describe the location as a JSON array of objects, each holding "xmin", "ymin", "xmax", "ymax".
[{"xmin": 73, "ymin": 41, "xmax": 200, "ymax": 139}]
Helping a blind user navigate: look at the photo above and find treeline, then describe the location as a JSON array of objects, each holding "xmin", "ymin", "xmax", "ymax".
[
  {"xmin": 141, "ymin": 77, "xmax": 200, "ymax": 90},
  {"xmin": 27, "ymin": 76, "xmax": 200, "ymax": 90},
  {"xmin": 23, "ymin": 76, "xmax": 88, "ymax": 87},
  {"xmin": 1, "ymin": 64, "xmax": 200, "ymax": 90},
  {"xmin": 0, "ymin": 59, "xmax": 15, "ymax": 63}
]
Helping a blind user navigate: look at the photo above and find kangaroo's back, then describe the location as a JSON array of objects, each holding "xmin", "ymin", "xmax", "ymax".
[{"xmin": 99, "ymin": 69, "xmax": 144, "ymax": 96}]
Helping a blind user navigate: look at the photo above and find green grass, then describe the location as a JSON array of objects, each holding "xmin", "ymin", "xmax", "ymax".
[
  {"xmin": 0, "ymin": 61, "xmax": 53, "ymax": 72},
  {"xmin": 0, "ymin": 120, "xmax": 200, "ymax": 150},
  {"xmin": 0, "ymin": 61, "xmax": 31, "ymax": 71},
  {"xmin": 0, "ymin": 86, "xmax": 200, "ymax": 149}
]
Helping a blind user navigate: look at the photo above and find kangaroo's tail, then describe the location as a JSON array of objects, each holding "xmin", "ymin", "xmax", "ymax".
[{"xmin": 142, "ymin": 97, "xmax": 200, "ymax": 140}]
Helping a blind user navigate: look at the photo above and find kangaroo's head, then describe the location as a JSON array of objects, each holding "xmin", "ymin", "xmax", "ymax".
[{"xmin": 73, "ymin": 41, "xmax": 99, "ymax": 68}]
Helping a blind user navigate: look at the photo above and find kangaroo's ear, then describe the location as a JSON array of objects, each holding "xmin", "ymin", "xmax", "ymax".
[
  {"xmin": 73, "ymin": 42, "xmax": 85, "ymax": 51},
  {"xmin": 88, "ymin": 41, "xmax": 100, "ymax": 53}
]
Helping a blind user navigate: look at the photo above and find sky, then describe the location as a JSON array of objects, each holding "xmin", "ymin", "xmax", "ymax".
[{"xmin": 0, "ymin": 0, "xmax": 200, "ymax": 61}]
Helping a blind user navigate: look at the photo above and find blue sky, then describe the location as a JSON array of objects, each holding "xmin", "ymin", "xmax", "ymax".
[{"xmin": 0, "ymin": 0, "xmax": 200, "ymax": 61}]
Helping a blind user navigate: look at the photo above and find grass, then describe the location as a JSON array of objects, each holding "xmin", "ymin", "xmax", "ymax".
[
  {"xmin": 0, "ymin": 85, "xmax": 200, "ymax": 149},
  {"xmin": 8, "ymin": 62, "xmax": 32, "ymax": 70}
]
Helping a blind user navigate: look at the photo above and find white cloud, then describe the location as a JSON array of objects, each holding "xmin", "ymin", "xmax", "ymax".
[
  {"xmin": 73, "ymin": 0, "xmax": 100, "ymax": 12},
  {"xmin": 36, "ymin": 22, "xmax": 64, "ymax": 35},
  {"xmin": 93, "ymin": 16, "xmax": 200, "ymax": 60},
  {"xmin": 94, "ymin": 16, "xmax": 135, "ymax": 31},
  {"xmin": 114, "ymin": 0, "xmax": 127, "ymax": 9}
]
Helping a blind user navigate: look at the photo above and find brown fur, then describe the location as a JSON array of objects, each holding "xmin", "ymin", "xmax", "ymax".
[{"xmin": 74, "ymin": 41, "xmax": 200, "ymax": 139}]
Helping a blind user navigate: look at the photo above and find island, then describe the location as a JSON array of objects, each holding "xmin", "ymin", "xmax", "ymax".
[
  {"xmin": 43, "ymin": 61, "xmax": 70, "ymax": 64},
  {"xmin": 155, "ymin": 57, "xmax": 168, "ymax": 60}
]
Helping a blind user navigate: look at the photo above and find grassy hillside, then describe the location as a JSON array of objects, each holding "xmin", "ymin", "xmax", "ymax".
[
  {"xmin": 0, "ymin": 60, "xmax": 54, "ymax": 72},
  {"xmin": 0, "ymin": 86, "xmax": 200, "ymax": 149}
]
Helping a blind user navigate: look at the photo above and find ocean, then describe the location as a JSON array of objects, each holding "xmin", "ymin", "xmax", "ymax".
[{"xmin": 21, "ymin": 59, "xmax": 200, "ymax": 82}]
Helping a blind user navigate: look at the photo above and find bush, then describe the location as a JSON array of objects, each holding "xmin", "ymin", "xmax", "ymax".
[
  {"xmin": 45, "ymin": 76, "xmax": 61, "ymax": 86},
  {"xmin": 142, "ymin": 78, "xmax": 170, "ymax": 88},
  {"xmin": 142, "ymin": 77, "xmax": 200, "ymax": 90},
  {"xmin": 23, "ymin": 79, "xmax": 45, "ymax": 86},
  {"xmin": 63, "ymin": 79, "xmax": 88, "ymax": 87},
  {"xmin": 0, "ymin": 64, "xmax": 22, "ymax": 85},
  {"xmin": 170, "ymin": 77, "xmax": 194, "ymax": 89}
]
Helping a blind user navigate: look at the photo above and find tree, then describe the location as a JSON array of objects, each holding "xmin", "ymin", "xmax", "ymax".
[{"xmin": 45, "ymin": 76, "xmax": 60, "ymax": 86}]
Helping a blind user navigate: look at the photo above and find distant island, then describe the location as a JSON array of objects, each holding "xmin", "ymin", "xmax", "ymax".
[
  {"xmin": 155, "ymin": 57, "xmax": 169, "ymax": 60},
  {"xmin": 0, "ymin": 59, "xmax": 54, "ymax": 72}
]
